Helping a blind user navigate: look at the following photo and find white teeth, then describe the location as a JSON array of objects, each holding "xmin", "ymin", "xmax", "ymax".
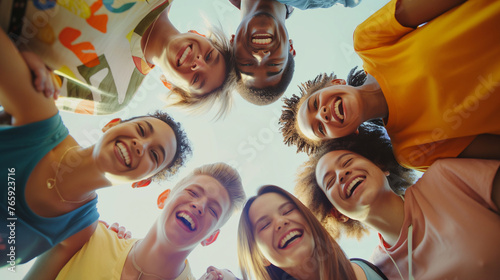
[
  {"xmin": 179, "ymin": 46, "xmax": 191, "ymax": 65},
  {"xmin": 280, "ymin": 230, "xmax": 301, "ymax": 248},
  {"xmin": 334, "ymin": 99, "xmax": 344, "ymax": 120},
  {"xmin": 252, "ymin": 38, "xmax": 272, "ymax": 44},
  {"xmin": 346, "ymin": 177, "xmax": 363, "ymax": 197},
  {"xmin": 116, "ymin": 142, "xmax": 130, "ymax": 166},
  {"xmin": 178, "ymin": 212, "xmax": 195, "ymax": 230}
]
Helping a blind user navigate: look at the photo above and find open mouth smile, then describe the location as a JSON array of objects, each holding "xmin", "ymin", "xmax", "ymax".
[
  {"xmin": 115, "ymin": 141, "xmax": 131, "ymax": 167},
  {"xmin": 278, "ymin": 229, "xmax": 303, "ymax": 249},
  {"xmin": 176, "ymin": 211, "xmax": 197, "ymax": 232},
  {"xmin": 331, "ymin": 97, "xmax": 345, "ymax": 124},
  {"xmin": 251, "ymin": 34, "xmax": 273, "ymax": 45},
  {"xmin": 177, "ymin": 45, "xmax": 192, "ymax": 67},
  {"xmin": 343, "ymin": 176, "xmax": 365, "ymax": 198}
]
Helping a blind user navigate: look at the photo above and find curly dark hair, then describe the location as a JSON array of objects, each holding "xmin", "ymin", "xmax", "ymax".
[
  {"xmin": 280, "ymin": 67, "xmax": 366, "ymax": 155},
  {"xmin": 124, "ymin": 110, "xmax": 192, "ymax": 181},
  {"xmin": 295, "ymin": 121, "xmax": 417, "ymax": 240},
  {"xmin": 236, "ymin": 52, "xmax": 295, "ymax": 106}
]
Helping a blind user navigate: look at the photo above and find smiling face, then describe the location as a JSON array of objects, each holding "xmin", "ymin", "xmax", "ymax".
[
  {"xmin": 94, "ymin": 117, "xmax": 177, "ymax": 181},
  {"xmin": 315, "ymin": 150, "xmax": 389, "ymax": 220},
  {"xmin": 158, "ymin": 33, "xmax": 226, "ymax": 96},
  {"xmin": 297, "ymin": 84, "xmax": 364, "ymax": 141},
  {"xmin": 160, "ymin": 175, "xmax": 231, "ymax": 249},
  {"xmin": 234, "ymin": 12, "xmax": 291, "ymax": 89},
  {"xmin": 248, "ymin": 192, "xmax": 315, "ymax": 271}
]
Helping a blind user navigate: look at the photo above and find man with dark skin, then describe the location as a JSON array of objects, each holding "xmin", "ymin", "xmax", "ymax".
[{"xmin": 229, "ymin": 0, "xmax": 361, "ymax": 106}]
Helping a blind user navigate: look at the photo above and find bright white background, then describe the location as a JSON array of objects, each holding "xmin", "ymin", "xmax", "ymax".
[{"xmin": 3, "ymin": 0, "xmax": 391, "ymax": 278}]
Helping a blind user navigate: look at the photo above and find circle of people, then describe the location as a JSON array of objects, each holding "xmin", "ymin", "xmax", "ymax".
[{"xmin": 1, "ymin": 0, "xmax": 499, "ymax": 279}]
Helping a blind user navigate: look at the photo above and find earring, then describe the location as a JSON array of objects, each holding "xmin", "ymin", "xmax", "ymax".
[
  {"xmin": 188, "ymin": 30, "xmax": 206, "ymax": 37},
  {"xmin": 132, "ymin": 178, "xmax": 151, "ymax": 189},
  {"xmin": 160, "ymin": 74, "xmax": 172, "ymax": 89}
]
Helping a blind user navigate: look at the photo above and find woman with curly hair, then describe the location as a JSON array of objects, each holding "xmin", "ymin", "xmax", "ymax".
[
  {"xmin": 295, "ymin": 122, "xmax": 500, "ymax": 279},
  {"xmin": 2, "ymin": 0, "xmax": 235, "ymax": 117},
  {"xmin": 238, "ymin": 185, "xmax": 388, "ymax": 280},
  {"xmin": 0, "ymin": 29, "xmax": 192, "ymax": 266},
  {"xmin": 280, "ymin": 0, "xmax": 500, "ymax": 171}
]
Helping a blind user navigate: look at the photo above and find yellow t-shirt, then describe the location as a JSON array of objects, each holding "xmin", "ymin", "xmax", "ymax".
[
  {"xmin": 56, "ymin": 223, "xmax": 195, "ymax": 280},
  {"xmin": 354, "ymin": 0, "xmax": 500, "ymax": 171}
]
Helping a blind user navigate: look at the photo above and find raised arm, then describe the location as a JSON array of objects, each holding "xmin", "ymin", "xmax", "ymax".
[
  {"xmin": 395, "ymin": 0, "xmax": 467, "ymax": 27},
  {"xmin": 0, "ymin": 29, "xmax": 58, "ymax": 126},
  {"xmin": 24, "ymin": 222, "xmax": 98, "ymax": 280},
  {"xmin": 459, "ymin": 134, "xmax": 500, "ymax": 162}
]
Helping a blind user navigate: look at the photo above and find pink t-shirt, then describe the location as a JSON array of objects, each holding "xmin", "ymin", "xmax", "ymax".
[{"xmin": 371, "ymin": 158, "xmax": 500, "ymax": 279}]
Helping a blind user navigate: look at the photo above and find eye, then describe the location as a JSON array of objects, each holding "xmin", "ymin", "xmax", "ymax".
[
  {"xmin": 209, "ymin": 207, "xmax": 218, "ymax": 218},
  {"xmin": 318, "ymin": 123, "xmax": 325, "ymax": 136},
  {"xmin": 259, "ymin": 222, "xmax": 270, "ymax": 231},
  {"xmin": 188, "ymin": 190, "xmax": 198, "ymax": 197},
  {"xmin": 268, "ymin": 63, "xmax": 280, "ymax": 66},
  {"xmin": 284, "ymin": 207, "xmax": 295, "ymax": 215},
  {"xmin": 326, "ymin": 176, "xmax": 335, "ymax": 191},
  {"xmin": 205, "ymin": 50, "xmax": 213, "ymax": 62},
  {"xmin": 239, "ymin": 62, "xmax": 253, "ymax": 67},
  {"xmin": 151, "ymin": 150, "xmax": 159, "ymax": 164},
  {"xmin": 137, "ymin": 124, "xmax": 145, "ymax": 136},
  {"xmin": 192, "ymin": 74, "xmax": 199, "ymax": 85},
  {"xmin": 313, "ymin": 97, "xmax": 318, "ymax": 109},
  {"xmin": 343, "ymin": 158, "xmax": 353, "ymax": 167}
]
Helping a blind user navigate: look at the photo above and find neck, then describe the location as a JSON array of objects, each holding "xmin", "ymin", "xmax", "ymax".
[
  {"xmin": 363, "ymin": 190, "xmax": 405, "ymax": 246},
  {"xmin": 130, "ymin": 223, "xmax": 193, "ymax": 279},
  {"xmin": 240, "ymin": 0, "xmax": 287, "ymax": 21},
  {"xmin": 142, "ymin": 9, "xmax": 179, "ymax": 65},
  {"xmin": 55, "ymin": 145, "xmax": 111, "ymax": 202},
  {"xmin": 358, "ymin": 74, "xmax": 388, "ymax": 121},
  {"xmin": 284, "ymin": 255, "xmax": 321, "ymax": 280}
]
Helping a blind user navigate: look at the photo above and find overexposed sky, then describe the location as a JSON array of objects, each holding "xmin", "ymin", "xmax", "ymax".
[{"xmin": 4, "ymin": 0, "xmax": 391, "ymax": 278}]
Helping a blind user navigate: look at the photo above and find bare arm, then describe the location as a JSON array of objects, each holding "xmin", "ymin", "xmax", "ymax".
[
  {"xmin": 395, "ymin": 0, "xmax": 467, "ymax": 28},
  {"xmin": 458, "ymin": 134, "xmax": 500, "ymax": 161},
  {"xmin": 24, "ymin": 222, "xmax": 98, "ymax": 280},
  {"xmin": 0, "ymin": 29, "xmax": 57, "ymax": 126},
  {"xmin": 492, "ymin": 166, "xmax": 500, "ymax": 212}
]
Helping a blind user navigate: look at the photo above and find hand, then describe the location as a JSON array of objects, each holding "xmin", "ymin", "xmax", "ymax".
[
  {"xmin": 20, "ymin": 50, "xmax": 61, "ymax": 99},
  {"xmin": 199, "ymin": 266, "xmax": 239, "ymax": 280},
  {"xmin": 99, "ymin": 221, "xmax": 132, "ymax": 239}
]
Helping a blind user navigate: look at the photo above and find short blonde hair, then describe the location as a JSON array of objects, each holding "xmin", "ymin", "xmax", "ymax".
[{"xmin": 173, "ymin": 163, "xmax": 245, "ymax": 223}]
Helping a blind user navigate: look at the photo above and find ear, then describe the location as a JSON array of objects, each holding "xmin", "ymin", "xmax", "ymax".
[
  {"xmin": 330, "ymin": 208, "xmax": 349, "ymax": 223},
  {"xmin": 262, "ymin": 258, "xmax": 271, "ymax": 267},
  {"xmin": 230, "ymin": 34, "xmax": 235, "ymax": 44},
  {"xmin": 160, "ymin": 74, "xmax": 173, "ymax": 90},
  {"xmin": 201, "ymin": 229, "xmax": 220, "ymax": 246},
  {"xmin": 131, "ymin": 178, "xmax": 151, "ymax": 189},
  {"xmin": 289, "ymin": 39, "xmax": 296, "ymax": 57},
  {"xmin": 157, "ymin": 189, "xmax": 171, "ymax": 209},
  {"xmin": 102, "ymin": 118, "xmax": 122, "ymax": 132},
  {"xmin": 331, "ymin": 79, "xmax": 347, "ymax": 86},
  {"xmin": 384, "ymin": 171, "xmax": 390, "ymax": 176},
  {"xmin": 188, "ymin": 30, "xmax": 206, "ymax": 37},
  {"xmin": 354, "ymin": 128, "xmax": 360, "ymax": 135}
]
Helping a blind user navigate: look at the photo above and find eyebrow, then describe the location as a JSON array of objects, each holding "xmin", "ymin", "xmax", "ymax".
[
  {"xmin": 196, "ymin": 52, "xmax": 220, "ymax": 91},
  {"xmin": 145, "ymin": 120, "xmax": 166, "ymax": 163},
  {"xmin": 306, "ymin": 97, "xmax": 320, "ymax": 138}
]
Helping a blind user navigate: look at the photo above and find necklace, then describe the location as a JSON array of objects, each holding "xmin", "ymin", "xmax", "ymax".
[
  {"xmin": 46, "ymin": 146, "xmax": 92, "ymax": 204},
  {"xmin": 131, "ymin": 241, "xmax": 168, "ymax": 280},
  {"xmin": 143, "ymin": 13, "xmax": 161, "ymax": 65}
]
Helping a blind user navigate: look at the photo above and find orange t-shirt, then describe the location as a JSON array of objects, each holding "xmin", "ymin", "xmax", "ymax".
[
  {"xmin": 371, "ymin": 158, "xmax": 500, "ymax": 279},
  {"xmin": 354, "ymin": 0, "xmax": 500, "ymax": 171}
]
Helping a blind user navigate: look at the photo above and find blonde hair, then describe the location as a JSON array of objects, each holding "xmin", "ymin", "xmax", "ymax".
[
  {"xmin": 237, "ymin": 185, "xmax": 356, "ymax": 280},
  {"xmin": 173, "ymin": 163, "xmax": 245, "ymax": 222}
]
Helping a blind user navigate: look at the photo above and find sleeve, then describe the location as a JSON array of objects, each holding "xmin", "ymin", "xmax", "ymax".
[
  {"xmin": 277, "ymin": 0, "xmax": 361, "ymax": 10},
  {"xmin": 430, "ymin": 158, "xmax": 500, "ymax": 212},
  {"xmin": 353, "ymin": 0, "xmax": 414, "ymax": 52}
]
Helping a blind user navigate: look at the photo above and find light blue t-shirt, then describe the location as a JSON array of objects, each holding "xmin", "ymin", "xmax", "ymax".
[{"xmin": 351, "ymin": 258, "xmax": 387, "ymax": 280}]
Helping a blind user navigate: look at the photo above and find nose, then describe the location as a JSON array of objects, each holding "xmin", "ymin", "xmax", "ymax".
[
  {"xmin": 191, "ymin": 200, "xmax": 205, "ymax": 215},
  {"xmin": 191, "ymin": 54, "xmax": 207, "ymax": 71},
  {"xmin": 319, "ymin": 104, "xmax": 330, "ymax": 122},
  {"xmin": 252, "ymin": 50, "xmax": 270, "ymax": 64},
  {"xmin": 275, "ymin": 217, "xmax": 289, "ymax": 232},
  {"xmin": 339, "ymin": 170, "xmax": 352, "ymax": 184},
  {"xmin": 132, "ymin": 139, "xmax": 147, "ymax": 156}
]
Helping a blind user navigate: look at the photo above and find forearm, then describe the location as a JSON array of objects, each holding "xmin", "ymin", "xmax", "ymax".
[
  {"xmin": 395, "ymin": 0, "xmax": 467, "ymax": 28},
  {"xmin": 458, "ymin": 134, "xmax": 500, "ymax": 161}
]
